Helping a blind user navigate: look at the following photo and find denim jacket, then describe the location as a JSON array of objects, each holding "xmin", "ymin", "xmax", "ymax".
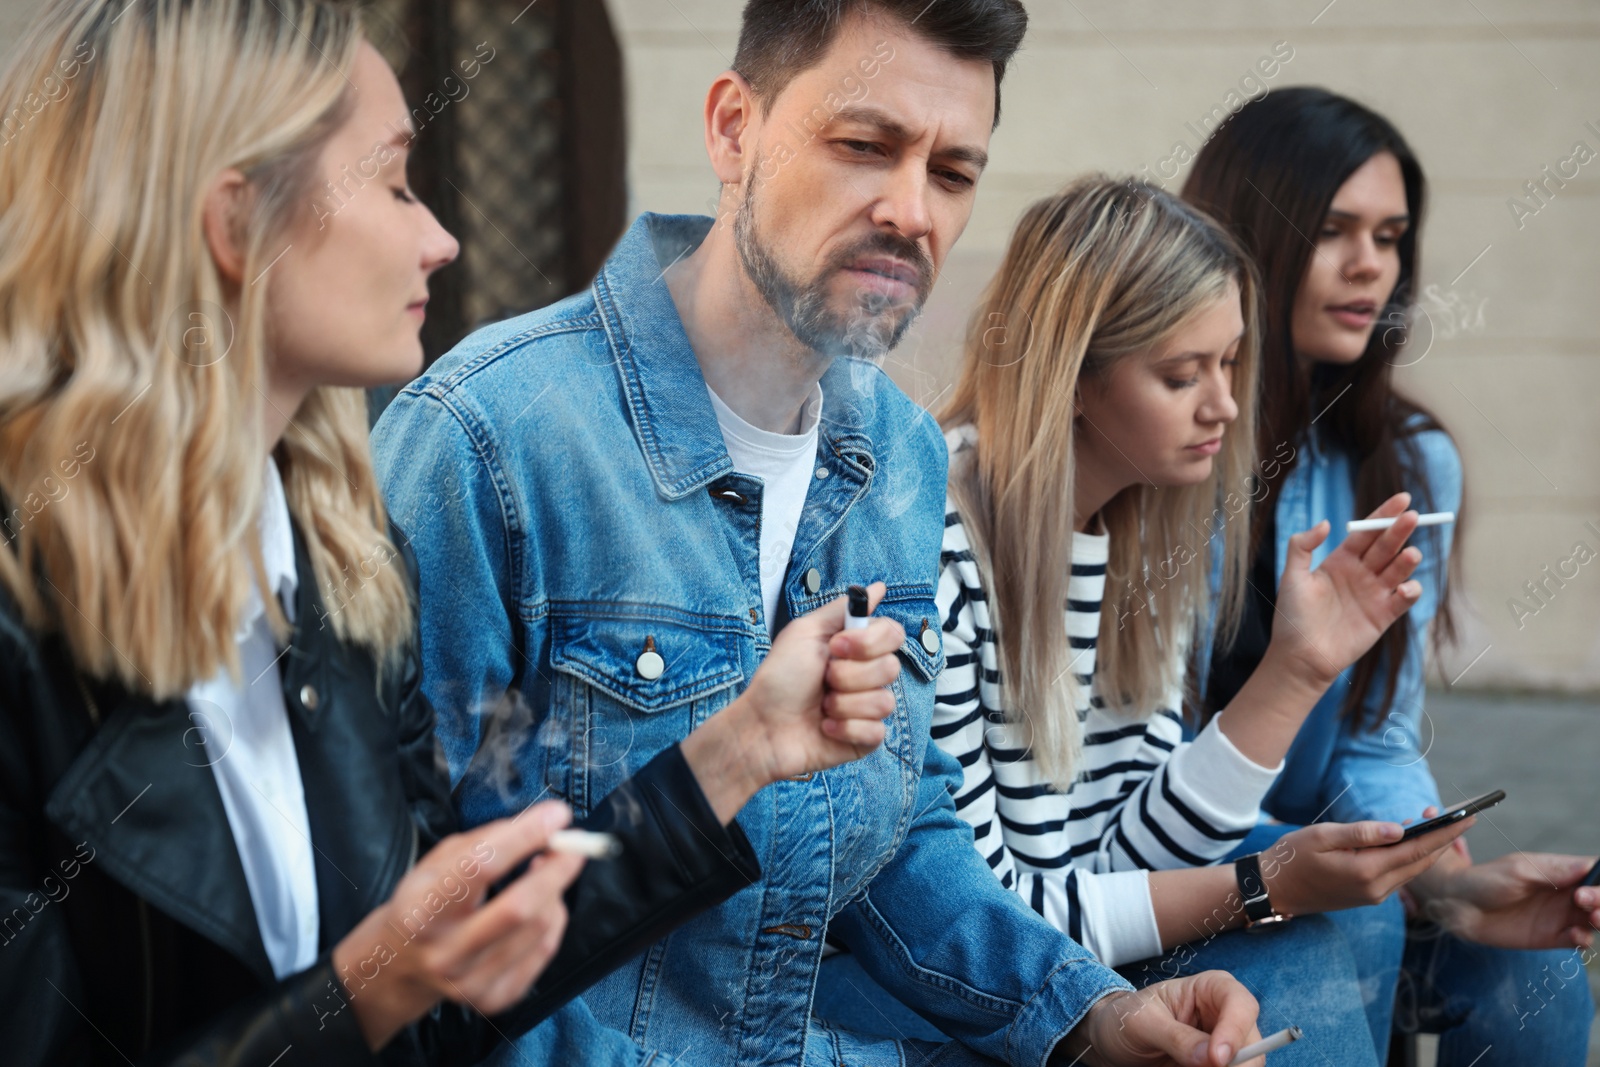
[
  {"xmin": 1197, "ymin": 423, "xmax": 1462, "ymax": 828},
  {"xmin": 372, "ymin": 213, "xmax": 1128, "ymax": 1067}
]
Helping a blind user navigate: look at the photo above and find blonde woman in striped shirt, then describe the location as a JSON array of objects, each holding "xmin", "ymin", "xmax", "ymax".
[{"xmin": 930, "ymin": 177, "xmax": 1476, "ymax": 1065}]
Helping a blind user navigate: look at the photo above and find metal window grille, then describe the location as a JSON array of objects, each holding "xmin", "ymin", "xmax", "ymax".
[{"xmin": 363, "ymin": 0, "xmax": 625, "ymax": 415}]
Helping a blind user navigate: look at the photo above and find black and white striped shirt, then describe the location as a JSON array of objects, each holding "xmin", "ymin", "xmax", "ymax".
[{"xmin": 934, "ymin": 426, "xmax": 1279, "ymax": 966}]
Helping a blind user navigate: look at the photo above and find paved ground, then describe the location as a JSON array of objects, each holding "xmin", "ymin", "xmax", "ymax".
[{"xmin": 1408, "ymin": 688, "xmax": 1600, "ymax": 1066}]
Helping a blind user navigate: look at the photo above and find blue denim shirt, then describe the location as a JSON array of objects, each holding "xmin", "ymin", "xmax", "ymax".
[
  {"xmin": 1197, "ymin": 424, "xmax": 1462, "ymax": 828},
  {"xmin": 372, "ymin": 213, "xmax": 1128, "ymax": 1067}
]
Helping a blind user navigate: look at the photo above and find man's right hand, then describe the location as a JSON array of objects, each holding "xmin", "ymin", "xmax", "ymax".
[
  {"xmin": 1262, "ymin": 817, "xmax": 1472, "ymax": 917},
  {"xmin": 1054, "ymin": 972, "xmax": 1263, "ymax": 1066},
  {"xmin": 680, "ymin": 582, "xmax": 905, "ymax": 823}
]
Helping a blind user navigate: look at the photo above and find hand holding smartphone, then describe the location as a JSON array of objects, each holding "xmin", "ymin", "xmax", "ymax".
[{"xmin": 1397, "ymin": 790, "xmax": 1506, "ymax": 842}]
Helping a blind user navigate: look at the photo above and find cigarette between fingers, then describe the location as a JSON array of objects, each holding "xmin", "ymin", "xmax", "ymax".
[
  {"xmin": 547, "ymin": 829, "xmax": 621, "ymax": 859},
  {"xmin": 1229, "ymin": 1026, "xmax": 1302, "ymax": 1064},
  {"xmin": 1346, "ymin": 511, "xmax": 1454, "ymax": 533}
]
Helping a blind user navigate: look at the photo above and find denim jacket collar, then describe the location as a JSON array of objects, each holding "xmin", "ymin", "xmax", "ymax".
[
  {"xmin": 594, "ymin": 213, "xmax": 730, "ymax": 500},
  {"xmin": 592, "ymin": 213, "xmax": 880, "ymax": 500}
]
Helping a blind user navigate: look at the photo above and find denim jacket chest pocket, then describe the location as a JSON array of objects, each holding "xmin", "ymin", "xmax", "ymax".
[
  {"xmin": 546, "ymin": 612, "xmax": 747, "ymax": 815},
  {"xmin": 817, "ymin": 592, "xmax": 945, "ymax": 905}
]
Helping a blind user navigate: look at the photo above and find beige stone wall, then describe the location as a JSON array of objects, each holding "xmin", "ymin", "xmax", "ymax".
[{"xmin": 607, "ymin": 0, "xmax": 1600, "ymax": 692}]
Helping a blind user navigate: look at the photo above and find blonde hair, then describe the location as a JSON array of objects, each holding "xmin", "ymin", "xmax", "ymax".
[
  {"xmin": 0, "ymin": 0, "xmax": 412, "ymax": 698},
  {"xmin": 940, "ymin": 176, "xmax": 1260, "ymax": 788}
]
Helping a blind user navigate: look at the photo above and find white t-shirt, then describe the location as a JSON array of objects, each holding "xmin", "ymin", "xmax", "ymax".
[
  {"xmin": 707, "ymin": 383, "xmax": 823, "ymax": 633},
  {"xmin": 187, "ymin": 457, "xmax": 320, "ymax": 979}
]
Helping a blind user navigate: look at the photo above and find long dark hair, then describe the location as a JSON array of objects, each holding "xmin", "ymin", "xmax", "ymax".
[{"xmin": 1182, "ymin": 86, "xmax": 1461, "ymax": 732}]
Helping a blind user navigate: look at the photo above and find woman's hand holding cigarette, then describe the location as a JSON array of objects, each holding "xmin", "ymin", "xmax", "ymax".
[
  {"xmin": 1210, "ymin": 491, "xmax": 1428, "ymax": 768},
  {"xmin": 331, "ymin": 801, "xmax": 585, "ymax": 1051},
  {"xmin": 1270, "ymin": 491, "xmax": 1424, "ymax": 689},
  {"xmin": 680, "ymin": 582, "xmax": 904, "ymax": 824}
]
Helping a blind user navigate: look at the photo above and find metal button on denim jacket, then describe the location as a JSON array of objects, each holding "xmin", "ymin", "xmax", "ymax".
[{"xmin": 374, "ymin": 213, "xmax": 1128, "ymax": 1067}]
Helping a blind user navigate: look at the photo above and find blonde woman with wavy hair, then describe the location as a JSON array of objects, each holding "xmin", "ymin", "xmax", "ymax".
[
  {"xmin": 0, "ymin": 0, "xmax": 913, "ymax": 1061},
  {"xmin": 914, "ymin": 176, "xmax": 1481, "ymax": 1065},
  {"xmin": 0, "ymin": 5, "xmax": 414, "ymax": 691}
]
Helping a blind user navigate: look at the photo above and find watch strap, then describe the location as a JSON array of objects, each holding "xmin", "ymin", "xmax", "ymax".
[{"xmin": 1234, "ymin": 852, "xmax": 1280, "ymax": 925}]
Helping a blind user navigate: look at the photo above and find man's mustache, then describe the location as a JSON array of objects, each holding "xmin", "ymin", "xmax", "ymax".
[{"xmin": 830, "ymin": 232, "xmax": 934, "ymax": 303}]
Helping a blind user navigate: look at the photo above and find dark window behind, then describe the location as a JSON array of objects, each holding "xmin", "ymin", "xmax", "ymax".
[{"xmin": 363, "ymin": 0, "xmax": 626, "ymax": 417}]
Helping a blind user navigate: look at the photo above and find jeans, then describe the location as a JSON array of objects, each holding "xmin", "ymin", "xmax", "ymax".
[
  {"xmin": 816, "ymin": 918, "xmax": 1380, "ymax": 1067},
  {"xmin": 1352, "ymin": 902, "xmax": 1594, "ymax": 1066},
  {"xmin": 1323, "ymin": 897, "xmax": 1405, "ymax": 1053},
  {"xmin": 1234, "ymin": 824, "xmax": 1596, "ymax": 1066}
]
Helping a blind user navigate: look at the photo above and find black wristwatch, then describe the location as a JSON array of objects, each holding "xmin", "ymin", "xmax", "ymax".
[{"xmin": 1234, "ymin": 853, "xmax": 1292, "ymax": 930}]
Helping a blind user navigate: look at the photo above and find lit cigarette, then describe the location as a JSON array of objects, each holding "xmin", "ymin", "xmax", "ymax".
[
  {"xmin": 1229, "ymin": 1026, "xmax": 1302, "ymax": 1064},
  {"xmin": 548, "ymin": 830, "xmax": 621, "ymax": 859},
  {"xmin": 1347, "ymin": 511, "xmax": 1454, "ymax": 533}
]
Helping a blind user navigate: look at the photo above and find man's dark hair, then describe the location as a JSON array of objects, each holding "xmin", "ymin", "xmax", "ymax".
[{"xmin": 733, "ymin": 0, "xmax": 1028, "ymax": 127}]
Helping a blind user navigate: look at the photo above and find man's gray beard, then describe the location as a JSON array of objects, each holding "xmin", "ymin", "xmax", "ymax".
[{"xmin": 733, "ymin": 187, "xmax": 923, "ymax": 362}]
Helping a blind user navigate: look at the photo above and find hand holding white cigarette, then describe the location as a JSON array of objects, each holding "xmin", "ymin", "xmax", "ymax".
[
  {"xmin": 1267, "ymin": 491, "xmax": 1425, "ymax": 690},
  {"xmin": 330, "ymin": 800, "xmax": 584, "ymax": 1051},
  {"xmin": 1057, "ymin": 970, "xmax": 1263, "ymax": 1066}
]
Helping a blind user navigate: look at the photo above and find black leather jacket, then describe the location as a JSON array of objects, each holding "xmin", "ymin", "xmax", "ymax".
[{"xmin": 0, "ymin": 520, "xmax": 760, "ymax": 1065}]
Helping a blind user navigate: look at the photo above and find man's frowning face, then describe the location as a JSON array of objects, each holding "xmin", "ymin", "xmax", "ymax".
[{"xmin": 727, "ymin": 11, "xmax": 995, "ymax": 360}]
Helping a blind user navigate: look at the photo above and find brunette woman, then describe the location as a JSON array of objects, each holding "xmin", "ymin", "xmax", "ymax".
[{"xmin": 1186, "ymin": 86, "xmax": 1598, "ymax": 1064}]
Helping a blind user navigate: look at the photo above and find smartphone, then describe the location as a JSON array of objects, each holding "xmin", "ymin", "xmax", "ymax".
[
  {"xmin": 1580, "ymin": 858, "xmax": 1600, "ymax": 887},
  {"xmin": 1397, "ymin": 789, "xmax": 1506, "ymax": 842}
]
